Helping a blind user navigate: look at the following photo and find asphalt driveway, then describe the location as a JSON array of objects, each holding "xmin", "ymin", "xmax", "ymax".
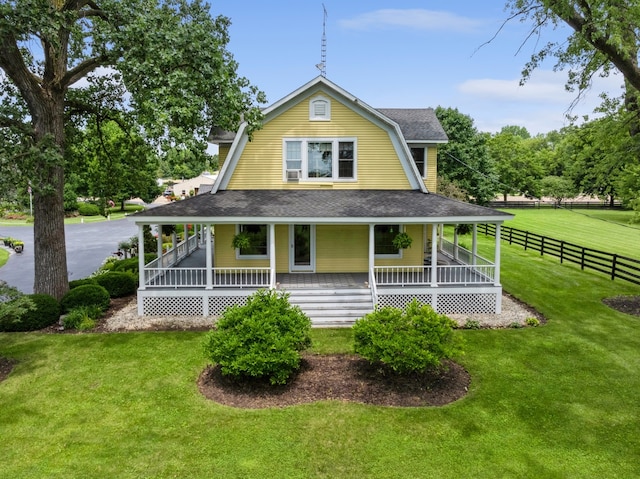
[{"xmin": 0, "ymin": 219, "xmax": 138, "ymax": 293}]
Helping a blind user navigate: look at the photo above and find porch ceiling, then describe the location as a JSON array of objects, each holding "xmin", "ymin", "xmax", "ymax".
[{"xmin": 130, "ymin": 189, "xmax": 513, "ymax": 224}]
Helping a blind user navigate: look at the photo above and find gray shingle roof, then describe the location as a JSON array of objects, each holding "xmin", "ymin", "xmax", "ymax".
[
  {"xmin": 132, "ymin": 190, "xmax": 510, "ymax": 222},
  {"xmin": 377, "ymin": 108, "xmax": 448, "ymax": 143}
]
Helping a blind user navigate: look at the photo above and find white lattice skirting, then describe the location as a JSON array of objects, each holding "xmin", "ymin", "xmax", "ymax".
[
  {"xmin": 377, "ymin": 286, "xmax": 501, "ymax": 314},
  {"xmin": 138, "ymin": 286, "xmax": 502, "ymax": 317}
]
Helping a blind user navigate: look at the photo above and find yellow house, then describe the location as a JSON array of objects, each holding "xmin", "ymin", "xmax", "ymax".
[{"xmin": 131, "ymin": 77, "xmax": 513, "ymax": 325}]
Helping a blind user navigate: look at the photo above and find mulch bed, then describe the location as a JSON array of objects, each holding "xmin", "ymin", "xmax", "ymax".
[
  {"xmin": 602, "ymin": 295, "xmax": 640, "ymax": 317},
  {"xmin": 198, "ymin": 355, "xmax": 470, "ymax": 408}
]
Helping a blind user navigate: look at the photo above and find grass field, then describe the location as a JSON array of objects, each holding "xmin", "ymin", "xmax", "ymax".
[
  {"xmin": 1, "ymin": 238, "xmax": 639, "ymax": 478},
  {"xmin": 0, "ymin": 249, "xmax": 8, "ymax": 268},
  {"xmin": 500, "ymin": 208, "xmax": 640, "ymax": 258},
  {"xmin": 0, "ymin": 205, "xmax": 144, "ymax": 227}
]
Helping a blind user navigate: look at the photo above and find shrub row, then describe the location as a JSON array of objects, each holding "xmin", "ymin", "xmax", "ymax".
[{"xmin": 202, "ymin": 292, "xmax": 465, "ymax": 386}]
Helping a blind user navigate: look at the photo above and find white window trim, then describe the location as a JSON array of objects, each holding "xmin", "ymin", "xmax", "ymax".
[
  {"xmin": 283, "ymin": 137, "xmax": 358, "ymax": 182},
  {"xmin": 410, "ymin": 145, "xmax": 428, "ymax": 179},
  {"xmin": 234, "ymin": 224, "xmax": 270, "ymax": 260},
  {"xmin": 374, "ymin": 224, "xmax": 404, "ymax": 259},
  {"xmin": 309, "ymin": 95, "xmax": 331, "ymax": 121}
]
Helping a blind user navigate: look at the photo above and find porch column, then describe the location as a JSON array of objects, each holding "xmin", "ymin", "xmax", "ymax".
[
  {"xmin": 430, "ymin": 223, "xmax": 438, "ymax": 288},
  {"xmin": 205, "ymin": 224, "xmax": 213, "ymax": 290},
  {"xmin": 494, "ymin": 223, "xmax": 502, "ymax": 286},
  {"xmin": 369, "ymin": 224, "xmax": 375, "ymax": 277},
  {"xmin": 453, "ymin": 227, "xmax": 459, "ymax": 261},
  {"xmin": 172, "ymin": 231, "xmax": 178, "ymax": 265},
  {"xmin": 183, "ymin": 223, "xmax": 189, "ymax": 254},
  {"xmin": 438, "ymin": 224, "xmax": 444, "ymax": 251},
  {"xmin": 156, "ymin": 225, "xmax": 163, "ymax": 265},
  {"xmin": 137, "ymin": 224, "xmax": 145, "ymax": 316},
  {"xmin": 472, "ymin": 224, "xmax": 478, "ymax": 266},
  {"xmin": 269, "ymin": 223, "xmax": 276, "ymax": 288}
]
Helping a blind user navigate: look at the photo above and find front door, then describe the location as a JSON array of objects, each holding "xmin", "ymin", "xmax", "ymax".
[{"xmin": 290, "ymin": 224, "xmax": 315, "ymax": 272}]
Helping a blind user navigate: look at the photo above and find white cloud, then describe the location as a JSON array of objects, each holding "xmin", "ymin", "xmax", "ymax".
[{"xmin": 339, "ymin": 9, "xmax": 483, "ymax": 33}]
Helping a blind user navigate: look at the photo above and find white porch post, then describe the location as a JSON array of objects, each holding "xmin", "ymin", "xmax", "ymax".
[
  {"xmin": 269, "ymin": 223, "xmax": 276, "ymax": 288},
  {"xmin": 494, "ymin": 223, "xmax": 502, "ymax": 286},
  {"xmin": 453, "ymin": 226, "xmax": 459, "ymax": 261},
  {"xmin": 156, "ymin": 225, "xmax": 163, "ymax": 265},
  {"xmin": 137, "ymin": 224, "xmax": 145, "ymax": 315},
  {"xmin": 172, "ymin": 231, "xmax": 178, "ymax": 265},
  {"xmin": 183, "ymin": 223, "xmax": 189, "ymax": 254},
  {"xmin": 430, "ymin": 223, "xmax": 438, "ymax": 288},
  {"xmin": 438, "ymin": 224, "xmax": 444, "ymax": 250},
  {"xmin": 369, "ymin": 224, "xmax": 375, "ymax": 279},
  {"xmin": 472, "ymin": 224, "xmax": 478, "ymax": 266},
  {"xmin": 205, "ymin": 224, "xmax": 213, "ymax": 290}
]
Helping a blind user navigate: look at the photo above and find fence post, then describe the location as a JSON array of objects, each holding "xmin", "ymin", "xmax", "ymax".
[
  {"xmin": 541, "ymin": 236, "xmax": 545, "ymax": 256},
  {"xmin": 524, "ymin": 231, "xmax": 529, "ymax": 251},
  {"xmin": 560, "ymin": 241, "xmax": 564, "ymax": 263},
  {"xmin": 611, "ymin": 254, "xmax": 618, "ymax": 280}
]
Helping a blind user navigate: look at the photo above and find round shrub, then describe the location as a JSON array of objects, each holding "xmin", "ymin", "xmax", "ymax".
[
  {"xmin": 20, "ymin": 294, "xmax": 61, "ymax": 330},
  {"xmin": 111, "ymin": 254, "xmax": 156, "ymax": 276},
  {"xmin": 77, "ymin": 202, "xmax": 101, "ymax": 216},
  {"xmin": 94, "ymin": 271, "xmax": 137, "ymax": 298},
  {"xmin": 353, "ymin": 299, "xmax": 464, "ymax": 374},
  {"xmin": 69, "ymin": 278, "xmax": 97, "ymax": 289},
  {"xmin": 60, "ymin": 284, "xmax": 110, "ymax": 313},
  {"xmin": 203, "ymin": 289, "xmax": 312, "ymax": 385}
]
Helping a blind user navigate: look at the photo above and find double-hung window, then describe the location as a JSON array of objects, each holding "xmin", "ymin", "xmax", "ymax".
[
  {"xmin": 236, "ymin": 224, "xmax": 268, "ymax": 258},
  {"xmin": 284, "ymin": 138, "xmax": 356, "ymax": 181},
  {"xmin": 374, "ymin": 224, "xmax": 401, "ymax": 257}
]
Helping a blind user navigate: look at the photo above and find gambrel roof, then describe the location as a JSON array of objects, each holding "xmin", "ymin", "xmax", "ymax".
[{"xmin": 377, "ymin": 109, "xmax": 448, "ymax": 143}]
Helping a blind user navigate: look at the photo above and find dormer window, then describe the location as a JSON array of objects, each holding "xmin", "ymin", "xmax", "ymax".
[{"xmin": 310, "ymin": 96, "xmax": 331, "ymax": 121}]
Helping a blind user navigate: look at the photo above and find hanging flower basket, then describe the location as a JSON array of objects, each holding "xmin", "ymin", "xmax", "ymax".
[
  {"xmin": 392, "ymin": 232, "xmax": 413, "ymax": 250},
  {"xmin": 231, "ymin": 232, "xmax": 251, "ymax": 250}
]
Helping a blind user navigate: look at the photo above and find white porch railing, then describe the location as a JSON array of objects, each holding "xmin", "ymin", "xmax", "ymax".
[
  {"xmin": 441, "ymin": 239, "xmax": 493, "ymax": 267},
  {"xmin": 369, "ymin": 267, "xmax": 378, "ymax": 306},
  {"xmin": 143, "ymin": 267, "xmax": 272, "ymax": 288},
  {"xmin": 374, "ymin": 264, "xmax": 495, "ymax": 286}
]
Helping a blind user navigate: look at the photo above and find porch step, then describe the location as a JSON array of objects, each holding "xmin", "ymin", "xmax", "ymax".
[{"xmin": 285, "ymin": 288, "xmax": 374, "ymax": 327}]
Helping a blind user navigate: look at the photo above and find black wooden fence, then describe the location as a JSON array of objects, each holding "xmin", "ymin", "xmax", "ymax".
[{"xmin": 479, "ymin": 224, "xmax": 640, "ymax": 286}]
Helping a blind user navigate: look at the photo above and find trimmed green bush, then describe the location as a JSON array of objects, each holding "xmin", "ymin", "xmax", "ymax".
[
  {"xmin": 353, "ymin": 299, "xmax": 464, "ymax": 374},
  {"xmin": 203, "ymin": 289, "xmax": 312, "ymax": 385},
  {"xmin": 0, "ymin": 281, "xmax": 35, "ymax": 332},
  {"xmin": 60, "ymin": 284, "xmax": 110, "ymax": 313},
  {"xmin": 94, "ymin": 271, "xmax": 137, "ymax": 298},
  {"xmin": 69, "ymin": 278, "xmax": 97, "ymax": 289},
  {"xmin": 14, "ymin": 294, "xmax": 61, "ymax": 331},
  {"xmin": 77, "ymin": 202, "xmax": 101, "ymax": 216}
]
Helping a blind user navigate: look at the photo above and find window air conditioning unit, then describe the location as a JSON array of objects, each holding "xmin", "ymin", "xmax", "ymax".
[{"xmin": 286, "ymin": 169, "xmax": 301, "ymax": 181}]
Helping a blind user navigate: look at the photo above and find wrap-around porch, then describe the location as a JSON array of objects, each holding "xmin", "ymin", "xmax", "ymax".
[{"xmin": 135, "ymin": 222, "xmax": 504, "ymax": 324}]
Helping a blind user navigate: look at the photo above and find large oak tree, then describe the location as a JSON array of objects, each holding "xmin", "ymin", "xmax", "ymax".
[{"xmin": 0, "ymin": 0, "xmax": 265, "ymax": 299}]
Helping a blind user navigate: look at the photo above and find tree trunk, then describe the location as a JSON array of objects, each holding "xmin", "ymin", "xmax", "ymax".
[{"xmin": 32, "ymin": 93, "xmax": 69, "ymax": 300}]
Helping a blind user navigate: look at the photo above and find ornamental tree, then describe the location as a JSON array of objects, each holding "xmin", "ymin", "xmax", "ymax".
[{"xmin": 0, "ymin": 0, "xmax": 265, "ymax": 299}]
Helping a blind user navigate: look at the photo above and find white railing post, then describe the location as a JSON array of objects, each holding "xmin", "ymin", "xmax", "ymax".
[
  {"xmin": 137, "ymin": 225, "xmax": 146, "ymax": 304},
  {"xmin": 472, "ymin": 224, "xmax": 478, "ymax": 266},
  {"xmin": 156, "ymin": 225, "xmax": 163, "ymax": 265}
]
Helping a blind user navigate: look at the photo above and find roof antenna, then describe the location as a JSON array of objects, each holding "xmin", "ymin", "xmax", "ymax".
[{"xmin": 316, "ymin": 4, "xmax": 327, "ymax": 77}]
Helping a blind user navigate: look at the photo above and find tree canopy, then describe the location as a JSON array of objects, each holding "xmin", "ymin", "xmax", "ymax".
[{"xmin": 0, "ymin": 0, "xmax": 265, "ymax": 298}]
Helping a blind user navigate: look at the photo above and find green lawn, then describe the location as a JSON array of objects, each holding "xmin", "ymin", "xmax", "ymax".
[
  {"xmin": 1, "ymin": 241, "xmax": 639, "ymax": 478},
  {"xmin": 500, "ymin": 208, "xmax": 640, "ymax": 258},
  {"xmin": 0, "ymin": 249, "xmax": 8, "ymax": 268},
  {"xmin": 0, "ymin": 205, "xmax": 144, "ymax": 227}
]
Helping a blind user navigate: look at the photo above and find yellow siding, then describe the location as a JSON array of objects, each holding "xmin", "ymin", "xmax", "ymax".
[
  {"xmin": 275, "ymin": 225, "xmax": 289, "ymax": 272},
  {"xmin": 374, "ymin": 224, "xmax": 424, "ymax": 267},
  {"xmin": 214, "ymin": 224, "xmax": 269, "ymax": 268},
  {"xmin": 425, "ymin": 146, "xmax": 438, "ymax": 192},
  {"xmin": 226, "ymin": 92, "xmax": 413, "ymax": 190},
  {"xmin": 218, "ymin": 145, "xmax": 231, "ymax": 168},
  {"xmin": 316, "ymin": 225, "xmax": 369, "ymax": 272}
]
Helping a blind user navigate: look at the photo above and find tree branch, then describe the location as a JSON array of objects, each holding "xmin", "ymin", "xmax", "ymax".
[
  {"xmin": 0, "ymin": 30, "xmax": 45, "ymax": 109},
  {"xmin": 62, "ymin": 54, "xmax": 110, "ymax": 87},
  {"xmin": 0, "ymin": 115, "xmax": 36, "ymax": 138}
]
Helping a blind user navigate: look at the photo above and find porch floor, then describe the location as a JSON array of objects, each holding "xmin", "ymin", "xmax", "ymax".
[{"xmin": 277, "ymin": 273, "xmax": 369, "ymax": 289}]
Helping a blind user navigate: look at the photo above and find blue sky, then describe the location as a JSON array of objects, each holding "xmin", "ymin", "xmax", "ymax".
[{"xmin": 209, "ymin": 1, "xmax": 623, "ymax": 136}]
